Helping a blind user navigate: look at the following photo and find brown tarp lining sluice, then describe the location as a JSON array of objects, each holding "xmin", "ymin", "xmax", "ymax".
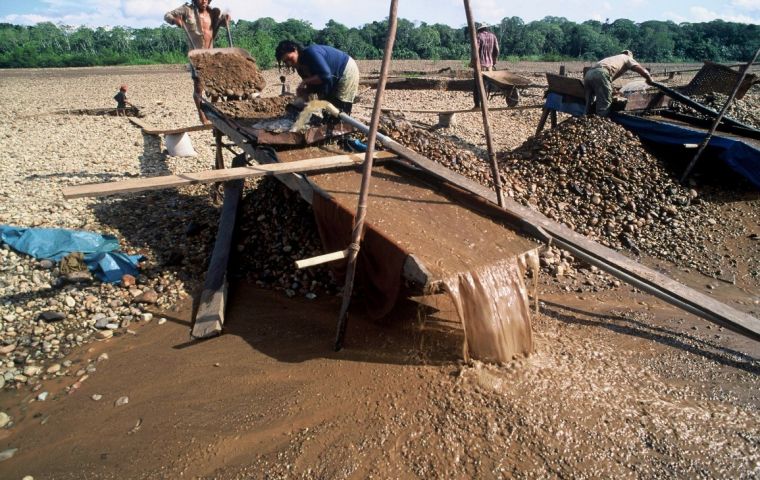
[{"xmin": 312, "ymin": 192, "xmax": 407, "ymax": 319}]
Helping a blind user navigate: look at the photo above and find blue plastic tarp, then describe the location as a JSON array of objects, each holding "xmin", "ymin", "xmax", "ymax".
[
  {"xmin": 544, "ymin": 92, "xmax": 587, "ymax": 117},
  {"xmin": 0, "ymin": 225, "xmax": 143, "ymax": 283},
  {"xmin": 612, "ymin": 113, "xmax": 760, "ymax": 189}
]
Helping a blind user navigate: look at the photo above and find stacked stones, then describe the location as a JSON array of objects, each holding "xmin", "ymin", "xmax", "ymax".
[{"xmin": 235, "ymin": 178, "xmax": 338, "ymax": 299}]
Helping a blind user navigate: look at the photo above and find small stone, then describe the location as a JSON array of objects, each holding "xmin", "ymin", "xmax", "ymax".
[
  {"xmin": 121, "ymin": 274, "xmax": 136, "ymax": 287},
  {"xmin": 36, "ymin": 391, "xmax": 49, "ymax": 401},
  {"xmin": 105, "ymin": 323, "xmax": 119, "ymax": 330},
  {"xmin": 24, "ymin": 365, "xmax": 42, "ymax": 377},
  {"xmin": 157, "ymin": 318, "xmax": 167, "ymax": 325},
  {"xmin": 94, "ymin": 316, "xmax": 111, "ymax": 329},
  {"xmin": 305, "ymin": 293, "xmax": 317, "ymax": 300},
  {"xmin": 64, "ymin": 271, "xmax": 92, "ymax": 283},
  {"xmin": 0, "ymin": 447, "xmax": 18, "ymax": 462},
  {"xmin": 92, "ymin": 394, "xmax": 102, "ymax": 401},
  {"xmin": 64, "ymin": 296, "xmax": 76, "ymax": 308},
  {"xmin": 0, "ymin": 344, "xmax": 16, "ymax": 355},
  {"xmin": 46, "ymin": 364, "xmax": 61, "ymax": 374},
  {"xmin": 115, "ymin": 396, "xmax": 129, "ymax": 407},
  {"xmin": 133, "ymin": 290, "xmax": 158, "ymax": 305},
  {"xmin": 97, "ymin": 330, "xmax": 114, "ymax": 340},
  {"xmin": 0, "ymin": 412, "xmax": 10, "ymax": 428},
  {"xmin": 140, "ymin": 313, "xmax": 153, "ymax": 322},
  {"xmin": 97, "ymin": 353, "xmax": 109, "ymax": 362},
  {"xmin": 39, "ymin": 259, "xmax": 54, "ymax": 269},
  {"xmin": 39, "ymin": 311, "xmax": 65, "ymax": 322}
]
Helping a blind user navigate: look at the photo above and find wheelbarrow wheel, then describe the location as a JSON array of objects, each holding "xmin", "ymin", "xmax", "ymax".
[{"xmin": 506, "ymin": 86, "xmax": 520, "ymax": 107}]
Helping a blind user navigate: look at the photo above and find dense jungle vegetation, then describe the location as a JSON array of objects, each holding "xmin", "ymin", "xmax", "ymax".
[{"xmin": 0, "ymin": 16, "xmax": 757, "ymax": 68}]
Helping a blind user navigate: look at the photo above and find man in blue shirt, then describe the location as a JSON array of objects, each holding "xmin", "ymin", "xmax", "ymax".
[{"xmin": 275, "ymin": 40, "xmax": 360, "ymax": 114}]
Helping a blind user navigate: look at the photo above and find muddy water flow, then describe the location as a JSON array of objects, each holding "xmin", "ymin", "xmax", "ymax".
[{"xmin": 442, "ymin": 256, "xmax": 535, "ymax": 363}]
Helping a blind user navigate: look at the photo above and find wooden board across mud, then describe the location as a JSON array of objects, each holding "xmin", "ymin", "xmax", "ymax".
[{"xmin": 278, "ymin": 148, "xmax": 538, "ymax": 280}]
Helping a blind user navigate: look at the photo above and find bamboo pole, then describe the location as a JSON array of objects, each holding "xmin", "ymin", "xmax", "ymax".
[
  {"xmin": 463, "ymin": 0, "xmax": 505, "ymax": 208},
  {"xmin": 679, "ymin": 46, "xmax": 760, "ymax": 183},
  {"xmin": 333, "ymin": 0, "xmax": 399, "ymax": 351}
]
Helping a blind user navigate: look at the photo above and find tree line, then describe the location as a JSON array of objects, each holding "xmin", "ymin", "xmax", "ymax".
[{"xmin": 0, "ymin": 16, "xmax": 758, "ymax": 69}]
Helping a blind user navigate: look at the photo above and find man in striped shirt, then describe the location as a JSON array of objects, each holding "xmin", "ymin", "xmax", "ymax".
[{"xmin": 473, "ymin": 24, "xmax": 499, "ymax": 108}]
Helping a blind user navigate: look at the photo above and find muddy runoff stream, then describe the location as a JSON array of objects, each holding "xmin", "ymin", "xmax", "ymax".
[{"xmin": 441, "ymin": 253, "xmax": 539, "ymax": 363}]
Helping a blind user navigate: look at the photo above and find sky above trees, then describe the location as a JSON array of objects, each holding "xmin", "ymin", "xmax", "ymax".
[{"xmin": 1, "ymin": 0, "xmax": 759, "ymax": 28}]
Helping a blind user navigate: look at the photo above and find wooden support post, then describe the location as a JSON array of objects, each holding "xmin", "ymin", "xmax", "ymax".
[
  {"xmin": 463, "ymin": 0, "xmax": 505, "ymax": 208},
  {"xmin": 333, "ymin": 0, "xmax": 399, "ymax": 352},
  {"xmin": 536, "ymin": 108, "xmax": 551, "ymax": 134},
  {"xmin": 191, "ymin": 155, "xmax": 246, "ymax": 339},
  {"xmin": 214, "ymin": 129, "xmax": 225, "ymax": 169},
  {"xmin": 437, "ymin": 112, "xmax": 457, "ymax": 128}
]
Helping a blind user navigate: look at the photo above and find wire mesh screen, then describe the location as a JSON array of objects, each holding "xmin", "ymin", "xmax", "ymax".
[{"xmin": 680, "ymin": 61, "xmax": 758, "ymax": 99}]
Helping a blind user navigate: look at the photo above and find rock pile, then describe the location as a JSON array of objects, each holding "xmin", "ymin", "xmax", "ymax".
[
  {"xmin": 380, "ymin": 115, "xmax": 493, "ymax": 186},
  {"xmin": 498, "ymin": 116, "xmax": 701, "ymax": 251},
  {"xmin": 235, "ymin": 178, "xmax": 337, "ymax": 298},
  {"xmin": 669, "ymin": 85, "xmax": 760, "ymax": 129}
]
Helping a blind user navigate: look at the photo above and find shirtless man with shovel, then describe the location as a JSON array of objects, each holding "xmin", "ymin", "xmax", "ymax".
[{"xmin": 164, "ymin": 0, "xmax": 231, "ymax": 124}]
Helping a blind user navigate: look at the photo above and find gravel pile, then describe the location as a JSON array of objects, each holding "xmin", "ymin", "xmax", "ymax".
[
  {"xmin": 235, "ymin": 178, "xmax": 338, "ymax": 299},
  {"xmin": 669, "ymin": 84, "xmax": 760, "ymax": 129},
  {"xmin": 498, "ymin": 116, "xmax": 709, "ymax": 252}
]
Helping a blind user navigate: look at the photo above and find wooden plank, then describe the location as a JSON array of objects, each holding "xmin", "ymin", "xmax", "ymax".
[
  {"xmin": 62, "ymin": 152, "xmax": 397, "ymax": 199},
  {"xmin": 128, "ymin": 116, "xmax": 213, "ymax": 135},
  {"xmin": 295, "ymin": 249, "xmax": 349, "ymax": 269},
  {"xmin": 546, "ymin": 73, "xmax": 585, "ymax": 100},
  {"xmin": 191, "ymin": 156, "xmax": 245, "ymax": 339},
  {"xmin": 363, "ymin": 104, "xmax": 542, "ymax": 114},
  {"xmin": 383, "ymin": 147, "xmax": 760, "ymax": 341}
]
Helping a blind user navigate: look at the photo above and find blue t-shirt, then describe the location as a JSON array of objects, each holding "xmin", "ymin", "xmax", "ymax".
[{"xmin": 299, "ymin": 44, "xmax": 350, "ymax": 97}]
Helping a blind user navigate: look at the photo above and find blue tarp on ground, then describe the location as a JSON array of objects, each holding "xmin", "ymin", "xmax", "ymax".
[
  {"xmin": 0, "ymin": 225, "xmax": 143, "ymax": 283},
  {"xmin": 612, "ymin": 113, "xmax": 760, "ymax": 189}
]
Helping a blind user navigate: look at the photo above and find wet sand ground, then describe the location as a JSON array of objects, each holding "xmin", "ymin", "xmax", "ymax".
[{"xmin": 1, "ymin": 283, "xmax": 757, "ymax": 478}]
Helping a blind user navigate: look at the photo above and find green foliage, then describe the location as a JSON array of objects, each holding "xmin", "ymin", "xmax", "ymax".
[{"xmin": 0, "ymin": 17, "xmax": 757, "ymax": 69}]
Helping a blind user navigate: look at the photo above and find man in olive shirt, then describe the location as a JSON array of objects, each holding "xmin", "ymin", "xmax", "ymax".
[
  {"xmin": 164, "ymin": 0, "xmax": 230, "ymax": 123},
  {"xmin": 584, "ymin": 50, "xmax": 653, "ymax": 116}
]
